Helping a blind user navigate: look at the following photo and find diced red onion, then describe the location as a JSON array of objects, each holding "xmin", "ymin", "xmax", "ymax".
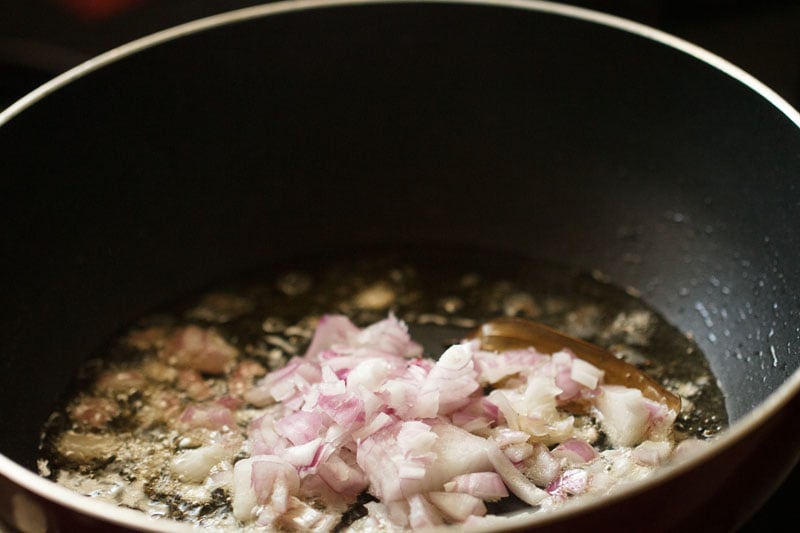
[
  {"xmin": 179, "ymin": 403, "xmax": 235, "ymax": 431},
  {"xmin": 595, "ymin": 385, "xmax": 650, "ymax": 446},
  {"xmin": 231, "ymin": 313, "xmax": 677, "ymax": 529},
  {"xmin": 170, "ymin": 443, "xmax": 229, "ymax": 483},
  {"xmin": 281, "ymin": 437, "xmax": 323, "ymax": 468},
  {"xmin": 250, "ymin": 456, "xmax": 301, "ymax": 513},
  {"xmin": 570, "ymin": 357, "xmax": 603, "ymax": 390},
  {"xmin": 546, "ymin": 468, "xmax": 588, "ymax": 498},
  {"xmin": 162, "ymin": 325, "xmax": 238, "ymax": 375},
  {"xmin": 443, "ymin": 472, "xmax": 509, "ymax": 501},
  {"xmin": 303, "ymin": 315, "xmax": 361, "ymax": 358},
  {"xmin": 485, "ymin": 441, "xmax": 548, "ymax": 506},
  {"xmin": 419, "ymin": 344, "xmax": 480, "ymax": 415},
  {"xmin": 275, "ymin": 410, "xmax": 325, "ymax": 445},
  {"xmin": 407, "ymin": 494, "xmax": 444, "ymax": 529},
  {"xmin": 353, "ymin": 313, "xmax": 422, "ymax": 359},
  {"xmin": 551, "ymin": 438, "xmax": 599, "ymax": 464},
  {"xmin": 503, "ymin": 442, "xmax": 534, "ymax": 463},
  {"xmin": 632, "ymin": 440, "xmax": 673, "ymax": 466},
  {"xmin": 427, "ymin": 491, "xmax": 487, "ymax": 521},
  {"xmin": 316, "ymin": 449, "xmax": 369, "ymax": 499},
  {"xmin": 523, "ymin": 443, "xmax": 561, "ymax": 487},
  {"xmin": 490, "ymin": 427, "xmax": 531, "ymax": 447}
]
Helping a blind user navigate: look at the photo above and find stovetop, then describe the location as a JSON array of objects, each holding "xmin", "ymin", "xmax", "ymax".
[{"xmin": 1, "ymin": 1, "xmax": 798, "ymax": 531}]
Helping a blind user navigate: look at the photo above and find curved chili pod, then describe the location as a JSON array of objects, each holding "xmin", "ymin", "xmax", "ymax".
[{"xmin": 469, "ymin": 316, "xmax": 681, "ymax": 413}]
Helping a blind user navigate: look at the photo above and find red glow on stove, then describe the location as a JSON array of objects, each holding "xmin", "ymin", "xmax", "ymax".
[{"xmin": 53, "ymin": 0, "xmax": 149, "ymax": 22}]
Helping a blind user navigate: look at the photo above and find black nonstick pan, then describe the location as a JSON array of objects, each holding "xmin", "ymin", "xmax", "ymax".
[{"xmin": 1, "ymin": 1, "xmax": 798, "ymax": 531}]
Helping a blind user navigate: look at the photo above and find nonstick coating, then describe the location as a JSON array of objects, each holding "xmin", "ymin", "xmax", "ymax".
[{"xmin": 1, "ymin": 1, "xmax": 799, "ymax": 531}]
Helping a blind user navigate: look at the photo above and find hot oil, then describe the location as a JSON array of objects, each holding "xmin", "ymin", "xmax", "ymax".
[{"xmin": 37, "ymin": 247, "xmax": 727, "ymax": 527}]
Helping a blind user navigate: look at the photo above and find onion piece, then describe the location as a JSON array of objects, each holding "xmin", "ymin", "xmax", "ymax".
[
  {"xmin": 407, "ymin": 494, "xmax": 444, "ymax": 529},
  {"xmin": 231, "ymin": 455, "xmax": 300, "ymax": 521},
  {"xmin": 179, "ymin": 403, "xmax": 235, "ymax": 431},
  {"xmin": 633, "ymin": 440, "xmax": 673, "ymax": 466},
  {"xmin": 486, "ymin": 442, "xmax": 548, "ymax": 506},
  {"xmin": 162, "ymin": 325, "xmax": 238, "ymax": 375},
  {"xmin": 427, "ymin": 491, "xmax": 487, "ymax": 522},
  {"xmin": 523, "ymin": 443, "xmax": 561, "ymax": 487},
  {"xmin": 546, "ymin": 468, "xmax": 589, "ymax": 498},
  {"xmin": 443, "ymin": 472, "xmax": 509, "ymax": 501},
  {"xmin": 171, "ymin": 443, "xmax": 229, "ymax": 483},
  {"xmin": 594, "ymin": 385, "xmax": 650, "ymax": 447},
  {"xmin": 551, "ymin": 438, "xmax": 599, "ymax": 465}
]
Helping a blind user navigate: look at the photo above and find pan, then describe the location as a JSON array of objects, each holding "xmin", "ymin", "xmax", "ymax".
[{"xmin": 1, "ymin": 1, "xmax": 798, "ymax": 531}]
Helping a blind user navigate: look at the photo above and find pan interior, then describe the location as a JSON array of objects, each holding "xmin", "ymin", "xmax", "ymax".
[
  {"xmin": 1, "ymin": 0, "xmax": 798, "ymax": 476},
  {"xmin": 36, "ymin": 246, "xmax": 727, "ymax": 526}
]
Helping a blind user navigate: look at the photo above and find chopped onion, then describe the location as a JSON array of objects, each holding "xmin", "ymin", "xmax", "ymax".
[
  {"xmin": 594, "ymin": 385, "xmax": 651, "ymax": 446},
  {"xmin": 632, "ymin": 440, "xmax": 673, "ymax": 466},
  {"xmin": 443, "ymin": 472, "xmax": 509, "ymax": 501},
  {"xmin": 407, "ymin": 494, "xmax": 444, "ymax": 529},
  {"xmin": 546, "ymin": 468, "xmax": 589, "ymax": 498},
  {"xmin": 227, "ymin": 313, "xmax": 677, "ymax": 529},
  {"xmin": 427, "ymin": 491, "xmax": 487, "ymax": 522},
  {"xmin": 171, "ymin": 443, "xmax": 229, "ymax": 483},
  {"xmin": 162, "ymin": 325, "xmax": 238, "ymax": 374},
  {"xmin": 551, "ymin": 438, "xmax": 599, "ymax": 465},
  {"xmin": 570, "ymin": 357, "xmax": 603, "ymax": 390}
]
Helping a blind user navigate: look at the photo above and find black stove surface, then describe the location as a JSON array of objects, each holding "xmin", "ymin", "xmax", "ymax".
[{"xmin": 1, "ymin": 1, "xmax": 798, "ymax": 531}]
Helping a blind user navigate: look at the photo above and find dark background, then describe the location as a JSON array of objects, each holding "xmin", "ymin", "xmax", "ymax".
[{"xmin": 1, "ymin": 1, "xmax": 798, "ymax": 531}]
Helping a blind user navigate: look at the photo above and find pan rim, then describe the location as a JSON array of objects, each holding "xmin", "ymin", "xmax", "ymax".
[
  {"xmin": 1, "ymin": 0, "xmax": 799, "ymax": 530},
  {"xmin": 1, "ymin": 0, "xmax": 799, "ymax": 128}
]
